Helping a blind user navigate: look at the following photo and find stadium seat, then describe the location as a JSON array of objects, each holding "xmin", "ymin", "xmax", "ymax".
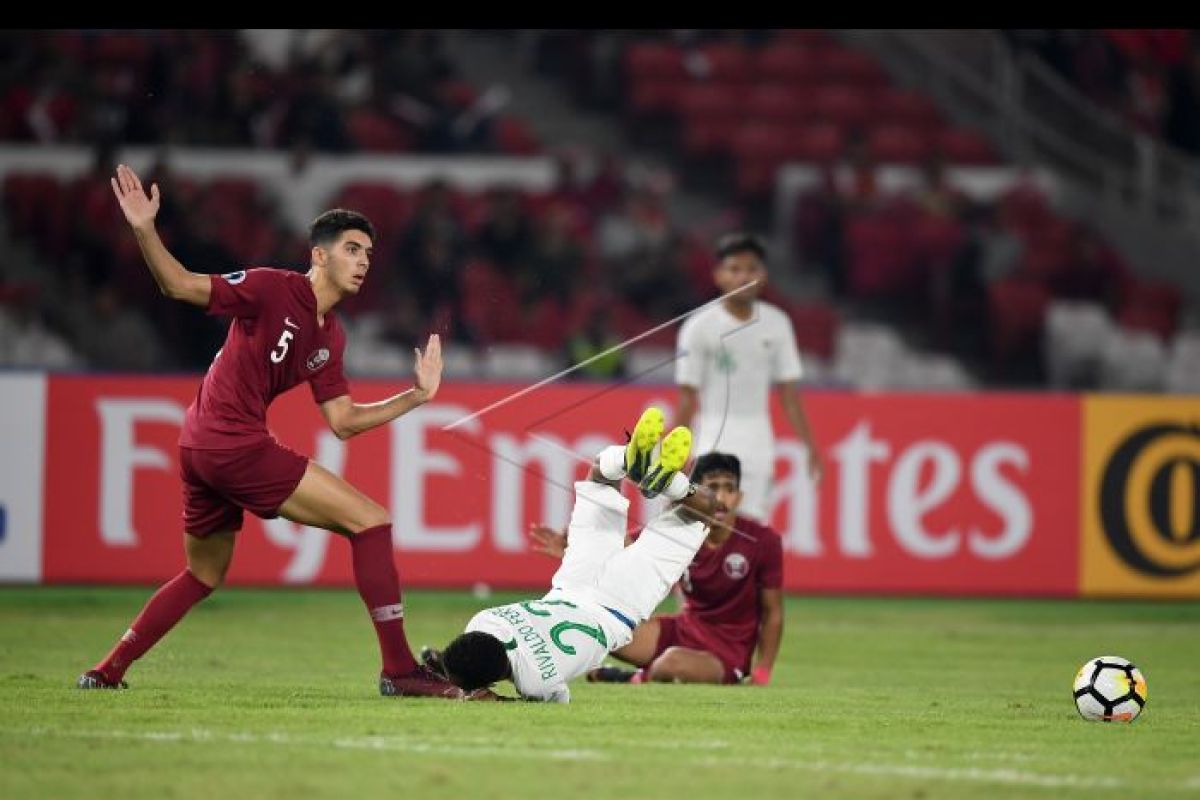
[
  {"xmin": 493, "ymin": 115, "xmax": 541, "ymax": 155},
  {"xmin": 844, "ymin": 213, "xmax": 917, "ymax": 296},
  {"xmin": 691, "ymin": 43, "xmax": 752, "ymax": 82},
  {"xmin": 935, "ymin": 127, "xmax": 1001, "ymax": 165},
  {"xmin": 1165, "ymin": 331, "xmax": 1200, "ymax": 393},
  {"xmin": 347, "ymin": 110, "xmax": 414, "ymax": 153},
  {"xmin": 742, "ymin": 84, "xmax": 809, "ymax": 122},
  {"xmin": 1042, "ymin": 300, "xmax": 1113, "ymax": 388},
  {"xmin": 988, "ymin": 278, "xmax": 1050, "ymax": 367},
  {"xmin": 809, "ymin": 85, "xmax": 873, "ymax": 131},
  {"xmin": 866, "ymin": 124, "xmax": 934, "ymax": 164},
  {"xmin": 791, "ymin": 122, "xmax": 847, "ymax": 163},
  {"xmin": 785, "ymin": 301, "xmax": 840, "ymax": 361},
  {"xmin": 833, "ymin": 323, "xmax": 906, "ymax": 388},
  {"xmin": 625, "ymin": 42, "xmax": 688, "ymax": 82},
  {"xmin": 678, "ymin": 84, "xmax": 743, "ymax": 119},
  {"xmin": 1099, "ymin": 328, "xmax": 1167, "ymax": 391},
  {"xmin": 682, "ymin": 117, "xmax": 741, "ymax": 158},
  {"xmin": 628, "ymin": 79, "xmax": 687, "ymax": 116},
  {"xmin": 753, "ymin": 44, "xmax": 821, "ymax": 84},
  {"xmin": 1117, "ymin": 281, "xmax": 1182, "ymax": 342},
  {"xmin": 817, "ymin": 46, "xmax": 890, "ymax": 87},
  {"xmin": 874, "ymin": 88, "xmax": 943, "ymax": 130}
]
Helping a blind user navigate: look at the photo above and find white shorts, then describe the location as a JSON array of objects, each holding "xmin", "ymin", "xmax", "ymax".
[{"xmin": 550, "ymin": 481, "xmax": 708, "ymax": 645}]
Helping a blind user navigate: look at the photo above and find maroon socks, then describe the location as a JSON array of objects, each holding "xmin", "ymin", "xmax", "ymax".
[{"xmin": 350, "ymin": 524, "xmax": 417, "ymax": 677}]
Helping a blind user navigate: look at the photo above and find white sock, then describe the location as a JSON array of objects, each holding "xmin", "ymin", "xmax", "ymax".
[
  {"xmin": 597, "ymin": 445, "xmax": 627, "ymax": 481},
  {"xmin": 660, "ymin": 472, "xmax": 691, "ymax": 501}
]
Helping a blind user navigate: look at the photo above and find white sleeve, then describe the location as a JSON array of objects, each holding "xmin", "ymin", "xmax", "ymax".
[
  {"xmin": 771, "ymin": 311, "xmax": 804, "ymax": 383},
  {"xmin": 675, "ymin": 316, "xmax": 704, "ymax": 388}
]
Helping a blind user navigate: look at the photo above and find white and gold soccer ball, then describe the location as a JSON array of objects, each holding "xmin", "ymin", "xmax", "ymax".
[{"xmin": 1072, "ymin": 655, "xmax": 1147, "ymax": 722}]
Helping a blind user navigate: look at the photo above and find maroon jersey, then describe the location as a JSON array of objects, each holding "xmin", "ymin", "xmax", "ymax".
[
  {"xmin": 634, "ymin": 515, "xmax": 783, "ymax": 660},
  {"xmin": 179, "ymin": 268, "xmax": 349, "ymax": 449}
]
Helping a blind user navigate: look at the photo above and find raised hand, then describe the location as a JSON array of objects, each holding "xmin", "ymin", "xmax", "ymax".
[
  {"xmin": 413, "ymin": 333, "xmax": 443, "ymax": 402},
  {"xmin": 528, "ymin": 524, "xmax": 567, "ymax": 559},
  {"xmin": 109, "ymin": 164, "xmax": 160, "ymax": 230}
]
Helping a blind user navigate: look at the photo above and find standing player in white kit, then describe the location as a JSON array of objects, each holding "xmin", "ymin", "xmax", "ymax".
[
  {"xmin": 674, "ymin": 233, "xmax": 824, "ymax": 522},
  {"xmin": 431, "ymin": 407, "xmax": 717, "ymax": 702}
]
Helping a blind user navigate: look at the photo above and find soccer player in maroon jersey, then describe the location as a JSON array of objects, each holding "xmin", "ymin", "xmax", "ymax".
[
  {"xmin": 77, "ymin": 163, "xmax": 461, "ymax": 698},
  {"xmin": 525, "ymin": 452, "xmax": 784, "ymax": 685}
]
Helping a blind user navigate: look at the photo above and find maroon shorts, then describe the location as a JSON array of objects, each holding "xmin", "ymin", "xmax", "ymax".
[
  {"xmin": 652, "ymin": 614, "xmax": 751, "ymax": 684},
  {"xmin": 179, "ymin": 438, "xmax": 308, "ymax": 537}
]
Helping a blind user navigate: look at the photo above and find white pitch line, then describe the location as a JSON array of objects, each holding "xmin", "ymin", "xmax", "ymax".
[
  {"xmin": 440, "ymin": 281, "xmax": 759, "ymax": 432},
  {"xmin": 17, "ymin": 727, "xmax": 1149, "ymax": 790}
]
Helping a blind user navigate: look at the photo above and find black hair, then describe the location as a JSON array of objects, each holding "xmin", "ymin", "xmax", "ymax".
[
  {"xmin": 715, "ymin": 232, "xmax": 768, "ymax": 263},
  {"xmin": 309, "ymin": 208, "xmax": 376, "ymax": 247},
  {"xmin": 441, "ymin": 631, "xmax": 511, "ymax": 691},
  {"xmin": 691, "ymin": 452, "xmax": 741, "ymax": 487}
]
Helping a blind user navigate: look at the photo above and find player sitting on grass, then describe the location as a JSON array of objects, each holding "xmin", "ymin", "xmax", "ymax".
[
  {"xmin": 424, "ymin": 407, "xmax": 716, "ymax": 702},
  {"xmin": 530, "ymin": 452, "xmax": 783, "ymax": 686}
]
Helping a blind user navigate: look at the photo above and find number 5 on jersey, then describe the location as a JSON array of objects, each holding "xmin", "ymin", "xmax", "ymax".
[{"xmin": 270, "ymin": 328, "xmax": 293, "ymax": 364}]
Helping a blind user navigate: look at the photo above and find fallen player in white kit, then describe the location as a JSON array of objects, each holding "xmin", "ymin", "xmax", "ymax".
[{"xmin": 432, "ymin": 407, "xmax": 716, "ymax": 702}]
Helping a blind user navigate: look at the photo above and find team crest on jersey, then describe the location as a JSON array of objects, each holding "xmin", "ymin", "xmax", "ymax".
[
  {"xmin": 222, "ymin": 270, "xmax": 247, "ymax": 285},
  {"xmin": 306, "ymin": 348, "xmax": 330, "ymax": 371},
  {"xmin": 723, "ymin": 552, "xmax": 749, "ymax": 579}
]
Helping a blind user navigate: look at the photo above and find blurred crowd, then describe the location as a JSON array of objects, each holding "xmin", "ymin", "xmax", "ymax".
[
  {"xmin": 1003, "ymin": 29, "xmax": 1200, "ymax": 156},
  {"xmin": 0, "ymin": 29, "xmax": 1195, "ymax": 390},
  {"xmin": 0, "ymin": 29, "xmax": 537, "ymax": 155}
]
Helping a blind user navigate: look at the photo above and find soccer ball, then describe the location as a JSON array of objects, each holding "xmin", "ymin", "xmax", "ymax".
[{"xmin": 1072, "ymin": 655, "xmax": 1147, "ymax": 722}]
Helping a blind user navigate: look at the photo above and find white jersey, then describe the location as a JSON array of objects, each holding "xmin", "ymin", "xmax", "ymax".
[
  {"xmin": 675, "ymin": 301, "xmax": 802, "ymax": 518},
  {"xmin": 464, "ymin": 593, "xmax": 619, "ymax": 704},
  {"xmin": 463, "ymin": 480, "xmax": 708, "ymax": 703}
]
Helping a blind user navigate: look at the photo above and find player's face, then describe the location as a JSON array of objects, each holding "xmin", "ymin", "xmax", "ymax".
[
  {"xmin": 713, "ymin": 252, "xmax": 766, "ymax": 301},
  {"xmin": 698, "ymin": 471, "xmax": 742, "ymax": 530},
  {"xmin": 317, "ymin": 230, "xmax": 373, "ymax": 294}
]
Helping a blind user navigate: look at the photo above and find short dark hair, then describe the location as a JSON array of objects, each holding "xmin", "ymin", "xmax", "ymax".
[
  {"xmin": 715, "ymin": 232, "xmax": 768, "ymax": 263},
  {"xmin": 691, "ymin": 452, "xmax": 741, "ymax": 487},
  {"xmin": 441, "ymin": 631, "xmax": 510, "ymax": 691},
  {"xmin": 309, "ymin": 208, "xmax": 376, "ymax": 247}
]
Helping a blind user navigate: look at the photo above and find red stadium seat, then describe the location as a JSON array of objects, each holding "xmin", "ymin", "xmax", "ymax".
[
  {"xmin": 817, "ymin": 46, "xmax": 890, "ymax": 87},
  {"xmin": 682, "ymin": 117, "xmax": 741, "ymax": 158},
  {"xmin": 988, "ymin": 278, "xmax": 1050, "ymax": 365},
  {"xmin": 753, "ymin": 45, "xmax": 821, "ymax": 84},
  {"xmin": 743, "ymin": 84, "xmax": 810, "ymax": 122},
  {"xmin": 494, "ymin": 115, "xmax": 540, "ymax": 154},
  {"xmin": 791, "ymin": 122, "xmax": 847, "ymax": 164},
  {"xmin": 625, "ymin": 42, "xmax": 687, "ymax": 81},
  {"xmin": 1118, "ymin": 281, "xmax": 1182, "ymax": 341},
  {"xmin": 935, "ymin": 127, "xmax": 1001, "ymax": 165},
  {"xmin": 809, "ymin": 86, "xmax": 873, "ymax": 131},
  {"xmin": 693, "ymin": 43, "xmax": 752, "ymax": 82},
  {"xmin": 874, "ymin": 88, "xmax": 943, "ymax": 130},
  {"xmin": 678, "ymin": 84, "xmax": 743, "ymax": 119},
  {"xmin": 628, "ymin": 79, "xmax": 687, "ymax": 116},
  {"xmin": 347, "ymin": 110, "xmax": 414, "ymax": 153},
  {"xmin": 786, "ymin": 300, "xmax": 840, "ymax": 360},
  {"xmin": 866, "ymin": 124, "xmax": 933, "ymax": 164},
  {"xmin": 844, "ymin": 213, "xmax": 918, "ymax": 296}
]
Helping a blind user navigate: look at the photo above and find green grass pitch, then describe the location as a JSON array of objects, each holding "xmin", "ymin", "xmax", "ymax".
[{"xmin": 1, "ymin": 587, "xmax": 1198, "ymax": 799}]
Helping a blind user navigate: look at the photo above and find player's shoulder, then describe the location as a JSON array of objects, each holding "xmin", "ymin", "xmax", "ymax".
[
  {"xmin": 756, "ymin": 301, "xmax": 792, "ymax": 327},
  {"xmin": 679, "ymin": 304, "xmax": 721, "ymax": 336}
]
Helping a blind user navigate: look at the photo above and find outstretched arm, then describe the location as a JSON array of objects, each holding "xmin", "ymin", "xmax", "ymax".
[
  {"xmin": 320, "ymin": 334, "xmax": 443, "ymax": 440},
  {"xmin": 111, "ymin": 164, "xmax": 210, "ymax": 307}
]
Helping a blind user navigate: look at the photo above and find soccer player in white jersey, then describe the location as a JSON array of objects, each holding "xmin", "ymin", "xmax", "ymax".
[
  {"xmin": 675, "ymin": 233, "xmax": 824, "ymax": 522},
  {"xmin": 432, "ymin": 407, "xmax": 717, "ymax": 703}
]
